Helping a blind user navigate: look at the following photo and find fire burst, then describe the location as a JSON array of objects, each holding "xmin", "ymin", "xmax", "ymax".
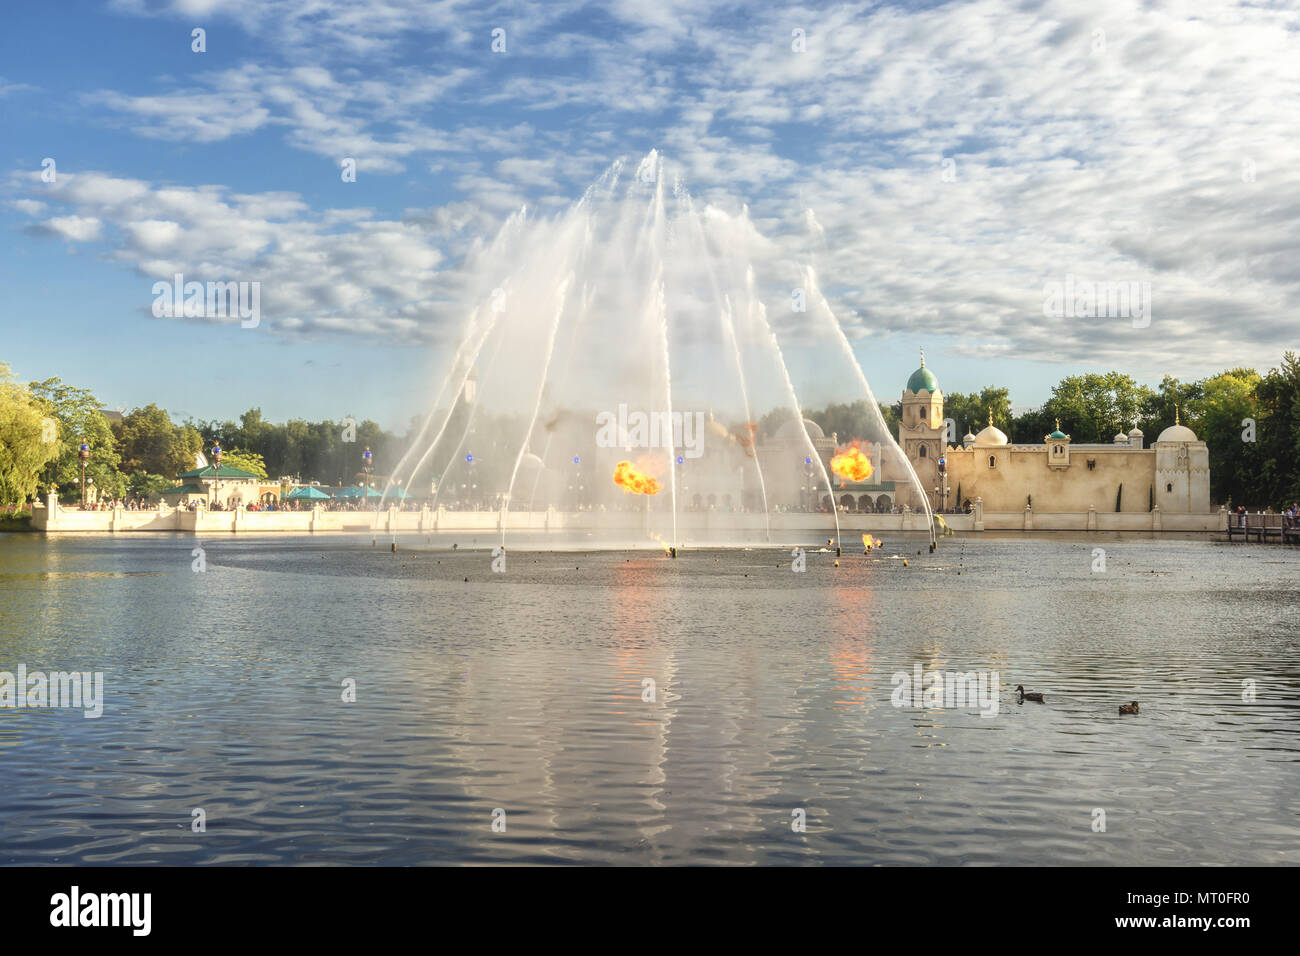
[
  {"xmin": 862, "ymin": 533, "xmax": 883, "ymax": 551},
  {"xmin": 613, "ymin": 460, "xmax": 662, "ymax": 495},
  {"xmin": 830, "ymin": 443, "xmax": 874, "ymax": 483}
]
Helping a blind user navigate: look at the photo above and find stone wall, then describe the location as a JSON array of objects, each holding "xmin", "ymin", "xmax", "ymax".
[{"xmin": 32, "ymin": 493, "xmax": 1225, "ymax": 536}]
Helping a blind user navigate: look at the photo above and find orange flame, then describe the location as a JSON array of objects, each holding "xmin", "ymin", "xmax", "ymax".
[
  {"xmin": 830, "ymin": 443, "xmax": 874, "ymax": 483},
  {"xmin": 862, "ymin": 533, "xmax": 883, "ymax": 551},
  {"xmin": 613, "ymin": 460, "xmax": 662, "ymax": 495},
  {"xmin": 734, "ymin": 422, "xmax": 758, "ymax": 458}
]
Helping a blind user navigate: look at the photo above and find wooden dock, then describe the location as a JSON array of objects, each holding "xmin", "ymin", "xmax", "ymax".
[{"xmin": 1226, "ymin": 512, "xmax": 1300, "ymax": 544}]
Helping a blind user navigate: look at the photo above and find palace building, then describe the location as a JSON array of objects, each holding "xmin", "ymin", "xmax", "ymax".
[{"xmin": 891, "ymin": 352, "xmax": 1210, "ymax": 516}]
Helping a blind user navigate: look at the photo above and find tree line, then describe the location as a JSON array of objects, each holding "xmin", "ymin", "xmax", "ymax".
[
  {"xmin": 0, "ymin": 362, "xmax": 401, "ymax": 508},
  {"xmin": 1, "ymin": 353, "xmax": 1296, "ymax": 510}
]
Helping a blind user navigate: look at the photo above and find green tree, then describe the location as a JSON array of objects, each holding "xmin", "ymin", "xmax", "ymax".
[
  {"xmin": 1249, "ymin": 352, "xmax": 1300, "ymax": 507},
  {"xmin": 126, "ymin": 471, "xmax": 176, "ymax": 501},
  {"xmin": 114, "ymin": 403, "xmax": 203, "ymax": 478},
  {"xmin": 1195, "ymin": 368, "xmax": 1261, "ymax": 505},
  {"xmin": 0, "ymin": 363, "xmax": 62, "ymax": 507},
  {"xmin": 215, "ymin": 447, "xmax": 268, "ymax": 479},
  {"xmin": 945, "ymin": 387, "xmax": 1012, "ymax": 439},
  {"xmin": 28, "ymin": 376, "xmax": 126, "ymax": 501},
  {"xmin": 1041, "ymin": 372, "xmax": 1154, "ymax": 444}
]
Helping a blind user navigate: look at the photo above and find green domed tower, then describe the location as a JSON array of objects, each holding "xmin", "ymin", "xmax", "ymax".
[
  {"xmin": 900, "ymin": 347, "xmax": 945, "ymax": 498},
  {"xmin": 906, "ymin": 362, "xmax": 940, "ymax": 395}
]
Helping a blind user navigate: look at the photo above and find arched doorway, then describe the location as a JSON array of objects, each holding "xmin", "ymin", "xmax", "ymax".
[{"xmin": 876, "ymin": 494, "xmax": 892, "ymax": 513}]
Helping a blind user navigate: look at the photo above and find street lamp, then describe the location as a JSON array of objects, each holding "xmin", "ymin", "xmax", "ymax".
[
  {"xmin": 78, "ymin": 441, "xmax": 90, "ymax": 509},
  {"xmin": 933, "ymin": 483, "xmax": 950, "ymax": 513},
  {"xmin": 211, "ymin": 442, "xmax": 223, "ymax": 509},
  {"xmin": 362, "ymin": 447, "xmax": 374, "ymax": 510}
]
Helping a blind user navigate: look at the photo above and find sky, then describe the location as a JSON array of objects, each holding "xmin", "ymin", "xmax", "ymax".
[{"xmin": 1, "ymin": 0, "xmax": 1296, "ymax": 431}]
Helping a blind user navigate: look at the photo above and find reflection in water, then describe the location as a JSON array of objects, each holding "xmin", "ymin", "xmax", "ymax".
[{"xmin": 0, "ymin": 532, "xmax": 1297, "ymax": 865}]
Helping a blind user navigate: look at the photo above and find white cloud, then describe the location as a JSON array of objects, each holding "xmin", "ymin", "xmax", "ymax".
[
  {"xmin": 27, "ymin": 215, "xmax": 103, "ymax": 242},
  {"xmin": 23, "ymin": 0, "xmax": 1300, "ymax": 378}
]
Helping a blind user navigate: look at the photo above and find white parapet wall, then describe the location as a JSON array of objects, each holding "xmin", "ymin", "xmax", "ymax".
[{"xmin": 31, "ymin": 494, "xmax": 1227, "ymax": 536}]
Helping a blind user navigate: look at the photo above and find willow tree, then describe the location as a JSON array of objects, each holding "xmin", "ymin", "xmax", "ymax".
[{"xmin": 0, "ymin": 363, "xmax": 61, "ymax": 507}]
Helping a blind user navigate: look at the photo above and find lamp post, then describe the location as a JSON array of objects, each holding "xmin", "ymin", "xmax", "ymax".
[
  {"xmin": 569, "ymin": 456, "xmax": 582, "ymax": 512},
  {"xmin": 463, "ymin": 452, "xmax": 476, "ymax": 510},
  {"xmin": 362, "ymin": 447, "xmax": 374, "ymax": 510},
  {"xmin": 78, "ymin": 442, "xmax": 90, "ymax": 509},
  {"xmin": 211, "ymin": 442, "xmax": 223, "ymax": 509},
  {"xmin": 933, "ymin": 483, "xmax": 950, "ymax": 513}
]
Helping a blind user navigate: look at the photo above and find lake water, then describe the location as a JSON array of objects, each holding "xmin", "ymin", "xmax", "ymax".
[{"xmin": 1, "ymin": 532, "xmax": 1296, "ymax": 865}]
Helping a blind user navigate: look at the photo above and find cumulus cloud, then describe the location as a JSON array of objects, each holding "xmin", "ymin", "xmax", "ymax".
[
  {"xmin": 25, "ymin": 215, "xmax": 103, "ymax": 242},
  {"xmin": 11, "ymin": 169, "xmax": 452, "ymax": 337},
  {"xmin": 19, "ymin": 0, "xmax": 1300, "ymax": 379}
]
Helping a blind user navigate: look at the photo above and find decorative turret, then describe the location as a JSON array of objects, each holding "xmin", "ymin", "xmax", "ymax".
[
  {"xmin": 1045, "ymin": 418, "xmax": 1071, "ymax": 469},
  {"xmin": 1157, "ymin": 404, "xmax": 1198, "ymax": 443},
  {"xmin": 900, "ymin": 347, "xmax": 945, "ymax": 510},
  {"xmin": 973, "ymin": 409, "xmax": 1008, "ymax": 446},
  {"xmin": 1154, "ymin": 404, "xmax": 1209, "ymax": 513},
  {"xmin": 905, "ymin": 347, "xmax": 940, "ymax": 395}
]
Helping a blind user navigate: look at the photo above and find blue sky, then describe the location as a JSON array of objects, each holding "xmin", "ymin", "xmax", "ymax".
[{"xmin": 2, "ymin": 0, "xmax": 1296, "ymax": 431}]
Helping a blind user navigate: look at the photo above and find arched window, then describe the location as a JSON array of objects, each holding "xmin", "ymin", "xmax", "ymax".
[
  {"xmin": 1166, "ymin": 483, "xmax": 1173, "ymax": 493},
  {"xmin": 919, "ymin": 445, "xmax": 927, "ymax": 458},
  {"xmin": 988, "ymin": 456, "xmax": 997, "ymax": 468},
  {"xmin": 1054, "ymin": 445, "xmax": 1063, "ymax": 455}
]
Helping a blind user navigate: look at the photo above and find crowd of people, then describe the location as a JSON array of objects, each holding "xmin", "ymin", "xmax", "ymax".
[{"xmin": 1232, "ymin": 504, "xmax": 1299, "ymax": 528}]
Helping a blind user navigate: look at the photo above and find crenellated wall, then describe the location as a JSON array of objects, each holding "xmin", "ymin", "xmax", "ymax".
[{"xmin": 941, "ymin": 443, "xmax": 1187, "ymax": 514}]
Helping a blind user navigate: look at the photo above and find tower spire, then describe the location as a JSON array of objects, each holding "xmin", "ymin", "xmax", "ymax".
[
  {"xmin": 1175, "ymin": 404, "xmax": 1180, "ymax": 426},
  {"xmin": 919, "ymin": 346, "xmax": 925, "ymax": 367}
]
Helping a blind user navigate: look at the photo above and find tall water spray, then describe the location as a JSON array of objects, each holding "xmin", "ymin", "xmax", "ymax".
[{"xmin": 385, "ymin": 152, "xmax": 938, "ymax": 549}]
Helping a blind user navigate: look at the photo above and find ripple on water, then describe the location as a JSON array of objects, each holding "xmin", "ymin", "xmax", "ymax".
[{"xmin": 0, "ymin": 534, "xmax": 1296, "ymax": 864}]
